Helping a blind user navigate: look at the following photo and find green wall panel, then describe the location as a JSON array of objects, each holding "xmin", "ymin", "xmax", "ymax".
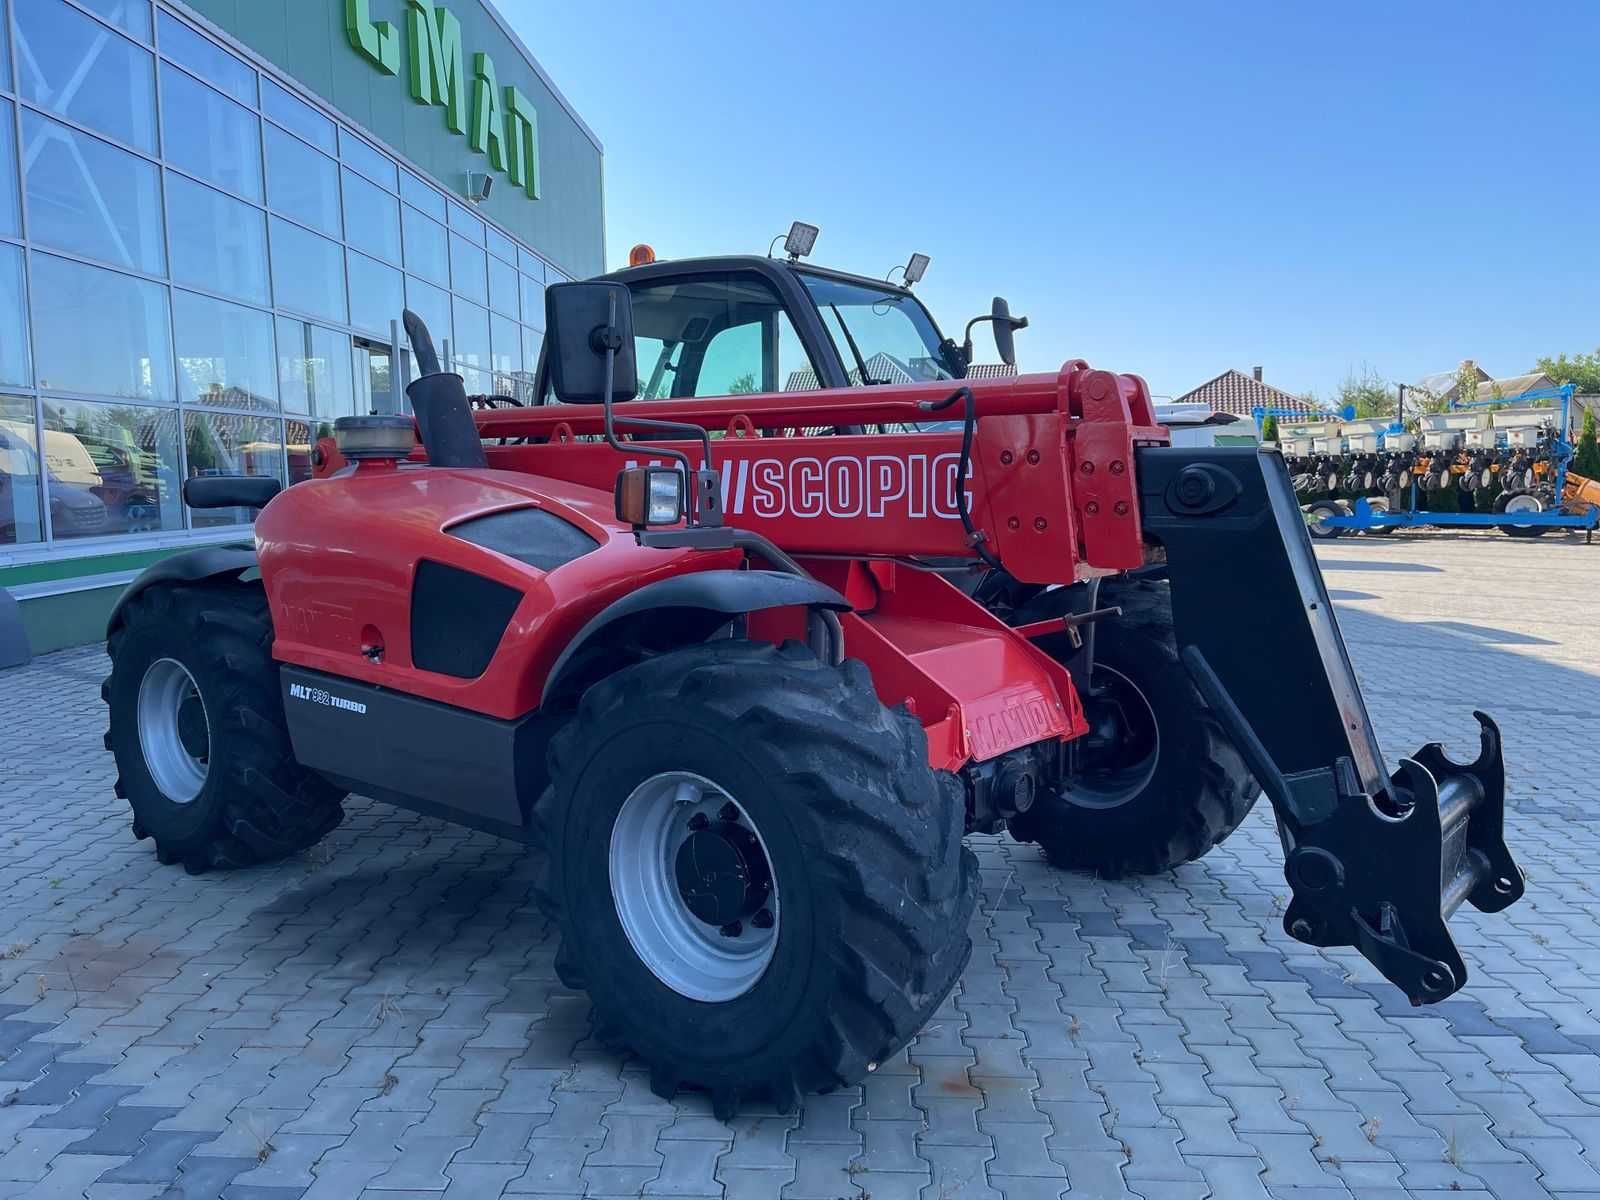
[{"xmin": 179, "ymin": 0, "xmax": 603, "ymax": 279}]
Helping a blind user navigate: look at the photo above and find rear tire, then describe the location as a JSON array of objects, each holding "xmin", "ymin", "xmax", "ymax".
[
  {"xmin": 535, "ymin": 638, "xmax": 977, "ymax": 1118},
  {"xmin": 103, "ymin": 582, "xmax": 345, "ymax": 873},
  {"xmin": 1008, "ymin": 579, "xmax": 1258, "ymax": 877}
]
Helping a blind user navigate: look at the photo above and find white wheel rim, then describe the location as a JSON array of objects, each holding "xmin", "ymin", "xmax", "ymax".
[
  {"xmin": 137, "ymin": 658, "xmax": 210, "ymax": 803},
  {"xmin": 1505, "ymin": 494, "xmax": 1542, "ymax": 518},
  {"xmin": 609, "ymin": 771, "xmax": 780, "ymax": 1002}
]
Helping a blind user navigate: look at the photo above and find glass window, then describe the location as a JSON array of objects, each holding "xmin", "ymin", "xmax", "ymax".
[
  {"xmin": 799, "ymin": 273, "xmax": 953, "ymax": 385},
  {"xmin": 402, "ymin": 205, "xmax": 449, "ymax": 285},
  {"xmin": 269, "ymin": 217, "xmax": 346, "ymax": 324},
  {"xmin": 488, "ymin": 255, "xmax": 518, "ymax": 319},
  {"xmin": 0, "ymin": 101, "xmax": 18, "ymax": 240},
  {"xmin": 183, "ymin": 410, "xmax": 282, "ymax": 527},
  {"xmin": 165, "ymin": 174, "xmax": 269, "ymax": 305},
  {"xmin": 276, "ymin": 319, "xmax": 354, "ymax": 419},
  {"xmin": 347, "ymin": 250, "xmax": 402, "ymax": 336},
  {"xmin": 451, "ymin": 298, "xmax": 490, "ymax": 392},
  {"xmin": 447, "ymin": 202, "xmax": 483, "ymax": 242},
  {"xmin": 0, "ymin": 397, "xmax": 44, "ymax": 546},
  {"xmin": 0, "ymin": 3, "xmax": 8, "ymax": 92},
  {"xmin": 33, "ymin": 255, "xmax": 172, "ymax": 401},
  {"xmin": 264, "ymin": 125, "xmax": 340, "ymax": 238},
  {"xmin": 160, "ymin": 63, "xmax": 261, "ymax": 201},
  {"xmin": 399, "ymin": 172, "xmax": 444, "ymax": 221},
  {"xmin": 260, "ymin": 77, "xmax": 335, "ymax": 154},
  {"xmin": 157, "ymin": 12, "xmax": 254, "ymax": 105},
  {"xmin": 520, "ymin": 274, "xmax": 545, "ymax": 330},
  {"xmin": 284, "ymin": 418, "xmax": 319, "ymax": 484},
  {"xmin": 486, "ymin": 227, "xmax": 516, "ymax": 263},
  {"xmin": 624, "ymin": 272, "xmax": 815, "ymax": 399},
  {"xmin": 22, "ymin": 112, "xmax": 165, "ymax": 275},
  {"xmin": 490, "ymin": 313, "xmax": 522, "ymax": 380},
  {"xmin": 518, "ymin": 246, "xmax": 545, "ymax": 279},
  {"xmin": 404, "ymin": 276, "xmax": 451, "ymax": 354},
  {"xmin": 15, "ymin": 0, "xmax": 157, "ymax": 152},
  {"xmin": 341, "ymin": 167, "xmax": 401, "ymax": 263},
  {"xmin": 173, "ymin": 291, "xmax": 276, "ymax": 410},
  {"xmin": 339, "ymin": 128, "xmax": 397, "ymax": 192},
  {"xmin": 449, "ymin": 233, "xmax": 486, "ymax": 303},
  {"xmin": 42, "ymin": 398, "xmax": 182, "ymax": 537},
  {"xmin": 522, "ymin": 327, "xmax": 543, "ymax": 382},
  {"xmin": 0, "ymin": 249, "xmax": 28, "ymax": 388},
  {"xmin": 82, "ymin": 0, "xmax": 153, "ymax": 41}
]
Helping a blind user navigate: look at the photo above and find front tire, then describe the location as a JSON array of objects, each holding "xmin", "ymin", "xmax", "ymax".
[
  {"xmin": 536, "ymin": 639, "xmax": 977, "ymax": 1117},
  {"xmin": 1008, "ymin": 580, "xmax": 1258, "ymax": 877},
  {"xmin": 103, "ymin": 582, "xmax": 345, "ymax": 873}
]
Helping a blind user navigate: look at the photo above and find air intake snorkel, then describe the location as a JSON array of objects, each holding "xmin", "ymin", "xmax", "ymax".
[{"xmin": 402, "ymin": 309, "xmax": 487, "ymax": 469}]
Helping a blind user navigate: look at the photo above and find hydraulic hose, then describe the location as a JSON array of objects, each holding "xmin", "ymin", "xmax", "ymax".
[{"xmin": 919, "ymin": 385, "xmax": 1003, "ymax": 571}]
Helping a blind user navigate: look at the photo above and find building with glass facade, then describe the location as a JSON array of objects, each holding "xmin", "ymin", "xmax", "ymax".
[{"xmin": 0, "ymin": 0, "xmax": 603, "ymax": 651}]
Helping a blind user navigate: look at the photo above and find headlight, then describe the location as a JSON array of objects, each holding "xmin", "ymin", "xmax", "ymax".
[{"xmin": 614, "ymin": 466, "xmax": 685, "ymax": 528}]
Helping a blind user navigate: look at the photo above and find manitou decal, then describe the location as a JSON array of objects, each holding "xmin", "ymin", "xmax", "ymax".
[{"xmin": 627, "ymin": 453, "xmax": 969, "ymax": 521}]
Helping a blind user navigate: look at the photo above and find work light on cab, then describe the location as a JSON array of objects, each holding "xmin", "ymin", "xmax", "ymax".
[{"xmin": 615, "ymin": 465, "xmax": 685, "ymax": 528}]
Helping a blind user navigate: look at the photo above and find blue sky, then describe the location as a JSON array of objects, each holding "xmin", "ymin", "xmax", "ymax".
[{"xmin": 503, "ymin": 1, "xmax": 1599, "ymax": 401}]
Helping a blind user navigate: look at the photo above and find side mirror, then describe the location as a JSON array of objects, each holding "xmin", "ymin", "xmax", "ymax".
[
  {"xmin": 544, "ymin": 281, "xmax": 638, "ymax": 404},
  {"xmin": 991, "ymin": 297, "xmax": 1029, "ymax": 367}
]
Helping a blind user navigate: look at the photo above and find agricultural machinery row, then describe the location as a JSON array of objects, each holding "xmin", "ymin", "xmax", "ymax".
[{"xmin": 1280, "ymin": 387, "xmax": 1600, "ymax": 538}]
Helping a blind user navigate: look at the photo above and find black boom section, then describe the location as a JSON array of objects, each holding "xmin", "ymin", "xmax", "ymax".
[
  {"xmin": 447, "ymin": 507, "xmax": 599, "ymax": 572},
  {"xmin": 1136, "ymin": 445, "xmax": 1523, "ymax": 1004},
  {"xmin": 1135, "ymin": 446, "xmax": 1380, "ymax": 786},
  {"xmin": 409, "ymin": 560, "xmax": 523, "ymax": 678}
]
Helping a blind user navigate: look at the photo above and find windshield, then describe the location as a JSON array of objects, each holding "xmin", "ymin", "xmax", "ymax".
[{"xmin": 797, "ymin": 273, "xmax": 954, "ymax": 386}]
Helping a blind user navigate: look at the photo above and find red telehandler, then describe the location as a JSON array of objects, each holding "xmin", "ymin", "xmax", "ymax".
[{"xmin": 104, "ymin": 237, "xmax": 1523, "ymax": 1117}]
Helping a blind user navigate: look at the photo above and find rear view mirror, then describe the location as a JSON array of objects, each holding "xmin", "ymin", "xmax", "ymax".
[
  {"xmin": 991, "ymin": 296, "xmax": 1029, "ymax": 367},
  {"xmin": 545, "ymin": 282, "xmax": 638, "ymax": 404}
]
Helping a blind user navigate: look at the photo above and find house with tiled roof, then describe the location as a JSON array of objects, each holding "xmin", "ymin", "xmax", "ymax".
[{"xmin": 1174, "ymin": 367, "xmax": 1325, "ymax": 420}]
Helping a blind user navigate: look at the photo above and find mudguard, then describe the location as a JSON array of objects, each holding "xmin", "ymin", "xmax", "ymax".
[
  {"xmin": 106, "ymin": 546, "xmax": 257, "ymax": 636},
  {"xmin": 542, "ymin": 569, "xmax": 849, "ymax": 704}
]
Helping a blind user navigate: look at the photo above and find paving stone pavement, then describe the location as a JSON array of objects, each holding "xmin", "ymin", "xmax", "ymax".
[{"xmin": 1, "ymin": 532, "xmax": 1597, "ymax": 1199}]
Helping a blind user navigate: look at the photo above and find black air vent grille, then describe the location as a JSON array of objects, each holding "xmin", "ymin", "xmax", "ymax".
[
  {"xmin": 410, "ymin": 560, "xmax": 522, "ymax": 679},
  {"xmin": 448, "ymin": 507, "xmax": 599, "ymax": 572}
]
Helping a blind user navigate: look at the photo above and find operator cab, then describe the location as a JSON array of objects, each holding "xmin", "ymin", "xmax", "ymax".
[{"xmin": 532, "ymin": 224, "xmax": 1025, "ymax": 409}]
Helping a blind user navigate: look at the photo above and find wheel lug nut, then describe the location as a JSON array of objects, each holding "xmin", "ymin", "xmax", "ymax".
[
  {"xmin": 687, "ymin": 813, "xmax": 708, "ymax": 831},
  {"xmin": 718, "ymin": 802, "xmax": 740, "ymax": 823},
  {"xmin": 752, "ymin": 909, "xmax": 774, "ymax": 929},
  {"xmin": 719, "ymin": 921, "xmax": 742, "ymax": 937}
]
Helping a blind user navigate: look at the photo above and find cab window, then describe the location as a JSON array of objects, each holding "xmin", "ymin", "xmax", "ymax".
[{"xmin": 626, "ymin": 272, "xmax": 819, "ymax": 399}]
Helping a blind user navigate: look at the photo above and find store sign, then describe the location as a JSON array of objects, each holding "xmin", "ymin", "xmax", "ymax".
[{"xmin": 344, "ymin": 0, "xmax": 540, "ymax": 199}]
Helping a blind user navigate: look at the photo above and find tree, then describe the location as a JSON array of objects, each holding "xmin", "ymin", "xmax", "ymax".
[
  {"xmin": 1455, "ymin": 360, "xmax": 1481, "ymax": 412},
  {"xmin": 728, "ymin": 372, "xmax": 758, "ymax": 395},
  {"xmin": 1536, "ymin": 349, "xmax": 1600, "ymax": 394},
  {"xmin": 1333, "ymin": 365, "xmax": 1396, "ymax": 419},
  {"xmin": 1574, "ymin": 405, "xmax": 1600, "ymax": 480},
  {"xmin": 1260, "ymin": 414, "xmax": 1279, "ymax": 443}
]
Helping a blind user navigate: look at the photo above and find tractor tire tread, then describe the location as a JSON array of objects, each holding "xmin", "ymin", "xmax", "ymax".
[
  {"xmin": 103, "ymin": 581, "xmax": 345, "ymax": 873},
  {"xmin": 535, "ymin": 638, "xmax": 977, "ymax": 1115}
]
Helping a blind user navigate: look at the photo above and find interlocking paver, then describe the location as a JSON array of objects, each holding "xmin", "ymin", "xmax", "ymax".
[{"xmin": 2, "ymin": 533, "xmax": 1598, "ymax": 1199}]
